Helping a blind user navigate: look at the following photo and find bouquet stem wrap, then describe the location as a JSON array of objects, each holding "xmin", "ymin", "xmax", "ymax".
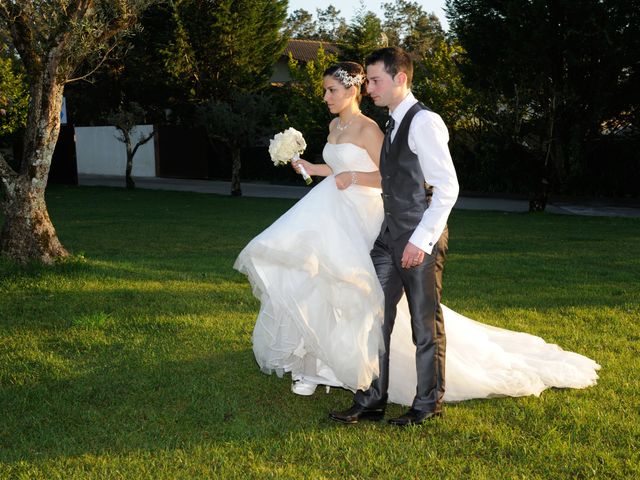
[{"xmin": 293, "ymin": 153, "xmax": 312, "ymax": 185}]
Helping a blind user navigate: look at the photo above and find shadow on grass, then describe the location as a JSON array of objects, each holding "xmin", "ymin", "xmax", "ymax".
[
  {"xmin": 0, "ymin": 343, "xmax": 380, "ymax": 463},
  {"xmin": 1, "ymin": 335, "xmax": 610, "ymax": 466}
]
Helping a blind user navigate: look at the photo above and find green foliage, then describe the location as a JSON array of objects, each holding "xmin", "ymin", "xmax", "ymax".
[
  {"xmin": 64, "ymin": 2, "xmax": 185, "ymax": 125},
  {"xmin": 107, "ymin": 102, "xmax": 150, "ymax": 137},
  {"xmin": 285, "ymin": 6, "xmax": 348, "ymax": 41},
  {"xmin": 0, "ymin": 185, "xmax": 638, "ymax": 478},
  {"xmin": 0, "ymin": 0, "xmax": 162, "ymax": 143},
  {"xmin": 412, "ymin": 40, "xmax": 474, "ymax": 131},
  {"xmin": 379, "ymin": 1, "xmax": 461, "ymax": 126},
  {"xmin": 285, "ymin": 8, "xmax": 317, "ymax": 39},
  {"xmin": 340, "ymin": 10, "xmax": 386, "ymax": 65},
  {"xmin": 196, "ymin": 91, "xmax": 279, "ymax": 194},
  {"xmin": 0, "ymin": 0, "xmax": 159, "ymax": 82},
  {"xmin": 446, "ymin": 0, "xmax": 640, "ymax": 197},
  {"xmin": 0, "ymin": 44, "xmax": 28, "ymax": 136},
  {"xmin": 163, "ymin": 0, "xmax": 288, "ymax": 101},
  {"xmin": 382, "ymin": 0, "xmax": 446, "ymax": 55},
  {"xmin": 285, "ymin": 48, "xmax": 338, "ymax": 160},
  {"xmin": 315, "ymin": 6, "xmax": 348, "ymax": 42},
  {"xmin": 138, "ymin": 0, "xmax": 291, "ymax": 194},
  {"xmin": 125, "ymin": 2, "xmax": 186, "ymax": 108},
  {"xmin": 197, "ymin": 92, "xmax": 276, "ymax": 150}
]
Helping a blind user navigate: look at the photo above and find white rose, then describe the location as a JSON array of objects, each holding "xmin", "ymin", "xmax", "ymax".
[{"xmin": 269, "ymin": 127, "xmax": 306, "ymax": 166}]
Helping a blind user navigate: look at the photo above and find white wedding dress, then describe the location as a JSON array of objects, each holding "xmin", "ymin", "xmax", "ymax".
[{"xmin": 234, "ymin": 142, "xmax": 600, "ymax": 404}]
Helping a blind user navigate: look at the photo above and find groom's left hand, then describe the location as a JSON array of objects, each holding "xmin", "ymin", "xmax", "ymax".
[{"xmin": 401, "ymin": 242, "xmax": 425, "ymax": 269}]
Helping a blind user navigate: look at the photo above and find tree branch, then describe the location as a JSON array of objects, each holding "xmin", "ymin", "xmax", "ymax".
[
  {"xmin": 65, "ymin": 41, "xmax": 119, "ymax": 84},
  {"xmin": 130, "ymin": 129, "xmax": 156, "ymax": 159},
  {"xmin": 1, "ymin": 3, "xmax": 41, "ymax": 75},
  {"xmin": 87, "ymin": 8, "xmax": 140, "ymax": 48},
  {"xmin": 113, "ymin": 127, "xmax": 128, "ymax": 144}
]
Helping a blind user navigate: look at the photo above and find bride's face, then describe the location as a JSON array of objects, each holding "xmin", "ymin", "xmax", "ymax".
[{"xmin": 323, "ymin": 76, "xmax": 356, "ymax": 114}]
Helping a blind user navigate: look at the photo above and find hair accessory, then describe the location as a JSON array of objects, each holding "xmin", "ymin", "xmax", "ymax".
[{"xmin": 334, "ymin": 68, "xmax": 365, "ymax": 88}]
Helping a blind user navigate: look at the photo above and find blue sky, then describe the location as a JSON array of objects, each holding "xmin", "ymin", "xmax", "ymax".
[{"xmin": 287, "ymin": 0, "xmax": 449, "ymax": 30}]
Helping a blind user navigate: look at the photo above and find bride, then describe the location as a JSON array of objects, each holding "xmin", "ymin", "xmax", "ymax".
[{"xmin": 234, "ymin": 61, "xmax": 599, "ymax": 406}]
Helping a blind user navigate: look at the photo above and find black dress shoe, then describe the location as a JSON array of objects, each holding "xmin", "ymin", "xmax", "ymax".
[
  {"xmin": 329, "ymin": 403, "xmax": 386, "ymax": 424},
  {"xmin": 388, "ymin": 408, "xmax": 442, "ymax": 426}
]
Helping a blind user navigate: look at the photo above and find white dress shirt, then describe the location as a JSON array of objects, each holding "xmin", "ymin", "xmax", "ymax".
[{"xmin": 388, "ymin": 92, "xmax": 459, "ymax": 254}]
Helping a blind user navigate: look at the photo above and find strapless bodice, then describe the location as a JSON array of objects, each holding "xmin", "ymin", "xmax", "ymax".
[{"xmin": 322, "ymin": 143, "xmax": 378, "ymax": 175}]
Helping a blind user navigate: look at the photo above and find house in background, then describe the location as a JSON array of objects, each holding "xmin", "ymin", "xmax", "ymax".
[{"xmin": 271, "ymin": 39, "xmax": 341, "ymax": 84}]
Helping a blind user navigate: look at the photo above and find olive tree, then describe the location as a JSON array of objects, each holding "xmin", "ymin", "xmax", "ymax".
[{"xmin": 0, "ymin": 0, "xmax": 157, "ymax": 263}]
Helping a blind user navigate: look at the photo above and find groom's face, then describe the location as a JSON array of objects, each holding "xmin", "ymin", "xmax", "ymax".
[{"xmin": 366, "ymin": 61, "xmax": 395, "ymax": 108}]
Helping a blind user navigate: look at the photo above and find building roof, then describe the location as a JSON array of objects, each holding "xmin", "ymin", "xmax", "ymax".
[{"xmin": 284, "ymin": 39, "xmax": 340, "ymax": 62}]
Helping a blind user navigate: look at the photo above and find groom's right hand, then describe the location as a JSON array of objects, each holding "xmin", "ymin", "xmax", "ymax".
[{"xmin": 401, "ymin": 242, "xmax": 425, "ymax": 269}]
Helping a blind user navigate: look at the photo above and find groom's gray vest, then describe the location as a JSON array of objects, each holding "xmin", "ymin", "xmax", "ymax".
[{"xmin": 380, "ymin": 102, "xmax": 434, "ymax": 240}]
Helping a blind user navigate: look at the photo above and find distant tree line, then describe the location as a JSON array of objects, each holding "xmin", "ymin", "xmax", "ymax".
[{"xmin": 447, "ymin": 0, "xmax": 640, "ymax": 208}]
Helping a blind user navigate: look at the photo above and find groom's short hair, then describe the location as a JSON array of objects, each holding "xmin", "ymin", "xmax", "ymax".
[{"xmin": 365, "ymin": 47, "xmax": 413, "ymax": 88}]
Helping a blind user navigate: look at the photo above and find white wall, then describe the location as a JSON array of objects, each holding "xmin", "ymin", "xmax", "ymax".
[
  {"xmin": 75, "ymin": 125, "xmax": 156, "ymax": 177},
  {"xmin": 270, "ymin": 58, "xmax": 292, "ymax": 84}
]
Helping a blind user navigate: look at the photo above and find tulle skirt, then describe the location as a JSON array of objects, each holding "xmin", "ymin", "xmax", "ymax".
[{"xmin": 235, "ymin": 177, "xmax": 385, "ymax": 391}]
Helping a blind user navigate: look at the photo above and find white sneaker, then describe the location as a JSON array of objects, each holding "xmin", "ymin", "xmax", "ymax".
[{"xmin": 291, "ymin": 379, "xmax": 318, "ymax": 396}]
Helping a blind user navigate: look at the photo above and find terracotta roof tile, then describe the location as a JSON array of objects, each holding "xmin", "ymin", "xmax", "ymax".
[{"xmin": 283, "ymin": 39, "xmax": 340, "ymax": 62}]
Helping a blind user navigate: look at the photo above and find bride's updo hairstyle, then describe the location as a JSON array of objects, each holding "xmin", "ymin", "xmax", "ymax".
[{"xmin": 323, "ymin": 62, "xmax": 366, "ymax": 103}]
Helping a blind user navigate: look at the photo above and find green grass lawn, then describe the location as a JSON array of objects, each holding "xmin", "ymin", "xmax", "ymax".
[{"xmin": 1, "ymin": 185, "xmax": 639, "ymax": 479}]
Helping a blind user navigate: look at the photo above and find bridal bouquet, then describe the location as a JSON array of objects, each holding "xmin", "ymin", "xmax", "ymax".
[{"xmin": 268, "ymin": 127, "xmax": 312, "ymax": 185}]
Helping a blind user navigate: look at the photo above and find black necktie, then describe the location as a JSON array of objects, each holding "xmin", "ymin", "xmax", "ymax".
[{"xmin": 384, "ymin": 116, "xmax": 395, "ymax": 154}]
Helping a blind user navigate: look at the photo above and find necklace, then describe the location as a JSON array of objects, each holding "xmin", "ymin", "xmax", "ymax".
[{"xmin": 336, "ymin": 112, "xmax": 361, "ymax": 131}]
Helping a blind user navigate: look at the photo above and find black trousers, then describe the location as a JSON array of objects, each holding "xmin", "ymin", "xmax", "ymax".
[{"xmin": 355, "ymin": 225, "xmax": 448, "ymax": 412}]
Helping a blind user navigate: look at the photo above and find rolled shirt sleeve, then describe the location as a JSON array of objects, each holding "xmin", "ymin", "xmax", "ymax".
[{"xmin": 407, "ymin": 110, "xmax": 459, "ymax": 254}]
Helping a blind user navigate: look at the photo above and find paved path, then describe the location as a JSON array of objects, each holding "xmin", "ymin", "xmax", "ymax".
[{"xmin": 77, "ymin": 174, "xmax": 640, "ymax": 218}]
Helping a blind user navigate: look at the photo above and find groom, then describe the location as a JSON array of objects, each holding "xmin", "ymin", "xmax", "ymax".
[{"xmin": 330, "ymin": 47, "xmax": 459, "ymax": 426}]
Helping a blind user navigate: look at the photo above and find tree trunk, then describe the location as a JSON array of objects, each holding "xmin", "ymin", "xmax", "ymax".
[
  {"xmin": 230, "ymin": 147, "xmax": 242, "ymax": 196},
  {"xmin": 0, "ymin": 70, "xmax": 69, "ymax": 263},
  {"xmin": 126, "ymin": 144, "xmax": 135, "ymax": 189},
  {"xmin": 0, "ymin": 176, "xmax": 68, "ymax": 263},
  {"xmin": 116, "ymin": 126, "xmax": 155, "ymax": 190},
  {"xmin": 528, "ymin": 179, "xmax": 549, "ymax": 212},
  {"xmin": 528, "ymin": 96, "xmax": 558, "ymax": 213}
]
